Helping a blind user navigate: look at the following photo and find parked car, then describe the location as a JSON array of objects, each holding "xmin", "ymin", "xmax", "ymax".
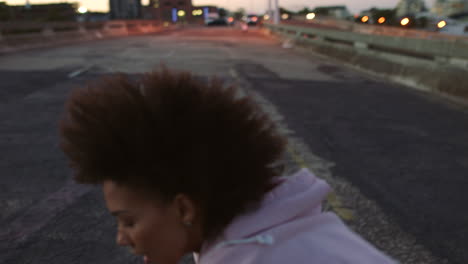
[
  {"xmin": 246, "ymin": 15, "xmax": 259, "ymax": 26},
  {"xmin": 207, "ymin": 18, "xmax": 228, "ymax": 26}
]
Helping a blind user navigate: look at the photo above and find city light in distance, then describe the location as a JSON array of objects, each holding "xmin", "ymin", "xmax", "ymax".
[
  {"xmin": 378, "ymin": 17, "xmax": 386, "ymax": 24},
  {"xmin": 361, "ymin": 15, "xmax": 369, "ymax": 23},
  {"xmin": 264, "ymin": 14, "xmax": 270, "ymax": 20},
  {"xmin": 400, "ymin": 17, "xmax": 410, "ymax": 26},
  {"xmin": 281, "ymin": 13, "xmax": 289, "ymax": 20},
  {"xmin": 306, "ymin": 13, "xmax": 315, "ymax": 20},
  {"xmin": 192, "ymin": 9, "xmax": 203, "ymax": 16},
  {"xmin": 177, "ymin": 10, "xmax": 185, "ymax": 17},
  {"xmin": 437, "ymin": 20, "xmax": 447, "ymax": 28},
  {"xmin": 78, "ymin": 6, "xmax": 88, "ymax": 13}
]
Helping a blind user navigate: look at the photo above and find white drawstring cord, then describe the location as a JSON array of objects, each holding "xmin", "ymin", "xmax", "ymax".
[{"xmin": 215, "ymin": 234, "xmax": 275, "ymax": 249}]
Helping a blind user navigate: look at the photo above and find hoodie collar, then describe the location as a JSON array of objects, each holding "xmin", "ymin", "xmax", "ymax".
[{"xmin": 201, "ymin": 168, "xmax": 331, "ymax": 253}]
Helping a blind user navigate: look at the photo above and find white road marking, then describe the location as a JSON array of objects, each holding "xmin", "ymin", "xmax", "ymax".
[
  {"xmin": 68, "ymin": 65, "xmax": 93, "ymax": 78},
  {"xmin": 219, "ymin": 46, "xmax": 235, "ymax": 60},
  {"xmin": 162, "ymin": 50, "xmax": 175, "ymax": 58},
  {"xmin": 229, "ymin": 68, "xmax": 238, "ymax": 79}
]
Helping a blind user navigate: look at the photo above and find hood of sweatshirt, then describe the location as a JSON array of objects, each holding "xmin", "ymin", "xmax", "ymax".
[
  {"xmin": 201, "ymin": 168, "xmax": 331, "ymax": 252},
  {"xmin": 196, "ymin": 168, "xmax": 396, "ymax": 264}
]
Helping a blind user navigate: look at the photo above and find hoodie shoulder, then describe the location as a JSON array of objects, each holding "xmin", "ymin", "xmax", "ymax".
[
  {"xmin": 199, "ymin": 169, "xmax": 397, "ymax": 264},
  {"xmin": 258, "ymin": 212, "xmax": 398, "ymax": 264},
  {"xmin": 222, "ymin": 168, "xmax": 331, "ymax": 240}
]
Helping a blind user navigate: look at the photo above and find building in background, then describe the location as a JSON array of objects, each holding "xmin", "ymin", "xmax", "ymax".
[
  {"xmin": 396, "ymin": 0, "xmax": 426, "ymax": 17},
  {"xmin": 143, "ymin": 0, "xmax": 192, "ymax": 22},
  {"xmin": 142, "ymin": 0, "xmax": 217, "ymax": 24},
  {"xmin": 312, "ymin": 6, "xmax": 351, "ymax": 19},
  {"xmin": 110, "ymin": 0, "xmax": 142, "ymax": 19},
  {"xmin": 432, "ymin": 0, "xmax": 468, "ymax": 17},
  {"xmin": 432, "ymin": 0, "xmax": 447, "ymax": 16},
  {"xmin": 78, "ymin": 12, "xmax": 110, "ymax": 22}
]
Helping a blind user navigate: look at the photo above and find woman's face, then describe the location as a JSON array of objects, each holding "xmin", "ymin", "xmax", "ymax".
[{"xmin": 102, "ymin": 180, "xmax": 200, "ymax": 264}]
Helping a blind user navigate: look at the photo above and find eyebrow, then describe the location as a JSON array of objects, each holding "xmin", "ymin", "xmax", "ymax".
[{"xmin": 110, "ymin": 210, "xmax": 130, "ymax": 217}]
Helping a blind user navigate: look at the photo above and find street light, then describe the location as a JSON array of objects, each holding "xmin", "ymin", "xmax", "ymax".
[
  {"xmin": 400, "ymin": 17, "xmax": 410, "ymax": 26},
  {"xmin": 192, "ymin": 9, "xmax": 202, "ymax": 16},
  {"xmin": 306, "ymin": 13, "xmax": 315, "ymax": 20},
  {"xmin": 378, "ymin": 17, "xmax": 386, "ymax": 24},
  {"xmin": 281, "ymin": 13, "xmax": 289, "ymax": 20},
  {"xmin": 177, "ymin": 10, "xmax": 185, "ymax": 17},
  {"xmin": 361, "ymin": 16, "xmax": 369, "ymax": 23},
  {"xmin": 273, "ymin": 0, "xmax": 279, "ymax": 24},
  {"xmin": 437, "ymin": 20, "xmax": 447, "ymax": 29},
  {"xmin": 78, "ymin": 6, "xmax": 88, "ymax": 14}
]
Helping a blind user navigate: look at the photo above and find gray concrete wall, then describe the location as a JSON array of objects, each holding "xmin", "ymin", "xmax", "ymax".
[
  {"xmin": 265, "ymin": 23, "xmax": 468, "ymax": 102},
  {"xmin": 289, "ymin": 16, "xmax": 468, "ymax": 41}
]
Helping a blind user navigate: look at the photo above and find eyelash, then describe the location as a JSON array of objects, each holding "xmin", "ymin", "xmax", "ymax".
[
  {"xmin": 119, "ymin": 220, "xmax": 135, "ymax": 228},
  {"xmin": 124, "ymin": 222, "xmax": 134, "ymax": 228}
]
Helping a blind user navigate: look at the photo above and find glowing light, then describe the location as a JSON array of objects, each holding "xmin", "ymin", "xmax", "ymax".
[
  {"xmin": 281, "ymin": 13, "xmax": 289, "ymax": 20},
  {"xmin": 378, "ymin": 17, "xmax": 386, "ymax": 24},
  {"xmin": 192, "ymin": 9, "xmax": 203, "ymax": 16},
  {"xmin": 306, "ymin": 13, "xmax": 315, "ymax": 20},
  {"xmin": 401, "ymin": 17, "xmax": 410, "ymax": 26},
  {"xmin": 177, "ymin": 10, "xmax": 185, "ymax": 17},
  {"xmin": 361, "ymin": 16, "xmax": 369, "ymax": 23},
  {"xmin": 228, "ymin": 17, "xmax": 234, "ymax": 23},
  {"xmin": 251, "ymin": 16, "xmax": 258, "ymax": 22},
  {"xmin": 437, "ymin": 20, "xmax": 447, "ymax": 28},
  {"xmin": 264, "ymin": 14, "xmax": 270, "ymax": 20},
  {"xmin": 78, "ymin": 6, "xmax": 88, "ymax": 14}
]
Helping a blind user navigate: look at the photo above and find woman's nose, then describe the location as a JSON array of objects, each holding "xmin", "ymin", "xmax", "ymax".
[{"xmin": 116, "ymin": 231, "xmax": 130, "ymax": 246}]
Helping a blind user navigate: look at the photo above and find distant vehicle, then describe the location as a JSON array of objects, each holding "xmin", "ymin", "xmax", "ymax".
[
  {"xmin": 227, "ymin": 17, "xmax": 235, "ymax": 26},
  {"xmin": 207, "ymin": 18, "xmax": 228, "ymax": 26},
  {"xmin": 246, "ymin": 14, "xmax": 259, "ymax": 26}
]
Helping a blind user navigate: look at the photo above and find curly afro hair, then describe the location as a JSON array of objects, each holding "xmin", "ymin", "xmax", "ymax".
[{"xmin": 59, "ymin": 68, "xmax": 287, "ymax": 241}]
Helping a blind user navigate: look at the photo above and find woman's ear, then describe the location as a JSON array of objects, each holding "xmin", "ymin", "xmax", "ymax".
[
  {"xmin": 173, "ymin": 193, "xmax": 197, "ymax": 226},
  {"xmin": 173, "ymin": 194, "xmax": 204, "ymax": 253}
]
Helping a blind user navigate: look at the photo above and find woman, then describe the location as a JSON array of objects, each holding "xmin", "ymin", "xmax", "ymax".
[{"xmin": 59, "ymin": 68, "xmax": 396, "ymax": 264}]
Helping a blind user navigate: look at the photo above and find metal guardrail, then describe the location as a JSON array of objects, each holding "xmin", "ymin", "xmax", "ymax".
[{"xmin": 265, "ymin": 22, "xmax": 468, "ymax": 65}]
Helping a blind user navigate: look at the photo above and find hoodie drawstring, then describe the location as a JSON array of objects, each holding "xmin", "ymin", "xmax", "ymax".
[{"xmin": 215, "ymin": 234, "xmax": 275, "ymax": 249}]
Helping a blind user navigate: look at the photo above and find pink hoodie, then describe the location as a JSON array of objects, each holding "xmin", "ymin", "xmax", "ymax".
[{"xmin": 195, "ymin": 168, "xmax": 396, "ymax": 264}]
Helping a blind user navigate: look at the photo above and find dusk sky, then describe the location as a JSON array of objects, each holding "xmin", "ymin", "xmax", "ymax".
[{"xmin": 6, "ymin": 0, "xmax": 436, "ymax": 14}]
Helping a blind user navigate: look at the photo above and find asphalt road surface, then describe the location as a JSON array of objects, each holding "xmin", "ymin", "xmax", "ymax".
[{"xmin": 1, "ymin": 27, "xmax": 467, "ymax": 264}]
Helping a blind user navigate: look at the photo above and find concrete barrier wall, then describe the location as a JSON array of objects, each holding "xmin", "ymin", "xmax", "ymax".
[
  {"xmin": 0, "ymin": 20, "xmax": 169, "ymax": 53},
  {"xmin": 289, "ymin": 17, "xmax": 468, "ymax": 41},
  {"xmin": 266, "ymin": 23, "xmax": 468, "ymax": 67},
  {"xmin": 265, "ymin": 23, "xmax": 468, "ymax": 101}
]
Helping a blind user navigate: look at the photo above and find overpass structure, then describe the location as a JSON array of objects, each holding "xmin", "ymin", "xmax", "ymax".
[{"xmin": 0, "ymin": 22, "xmax": 467, "ymax": 264}]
